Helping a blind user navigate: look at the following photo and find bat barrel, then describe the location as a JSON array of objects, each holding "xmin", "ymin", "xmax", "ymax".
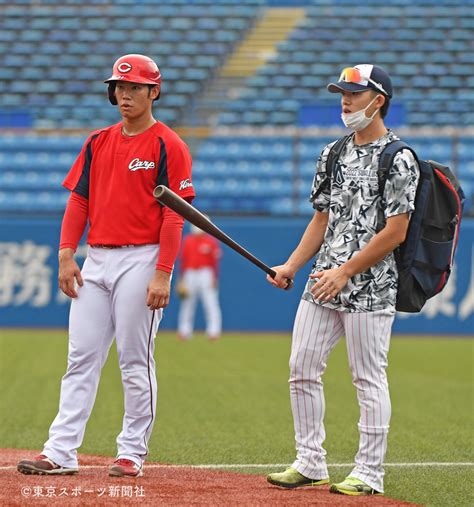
[
  {"xmin": 153, "ymin": 185, "xmax": 293, "ymax": 289},
  {"xmin": 153, "ymin": 186, "xmax": 166, "ymax": 199}
]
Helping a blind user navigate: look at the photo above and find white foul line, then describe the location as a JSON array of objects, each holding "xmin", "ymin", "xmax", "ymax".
[
  {"xmin": 136, "ymin": 462, "xmax": 473, "ymax": 469},
  {"xmin": 2, "ymin": 462, "xmax": 473, "ymax": 471}
]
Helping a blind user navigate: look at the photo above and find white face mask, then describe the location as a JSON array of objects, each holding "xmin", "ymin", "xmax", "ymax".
[{"xmin": 341, "ymin": 95, "xmax": 380, "ymax": 131}]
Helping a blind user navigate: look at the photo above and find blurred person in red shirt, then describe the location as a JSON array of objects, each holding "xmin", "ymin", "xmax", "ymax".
[{"xmin": 176, "ymin": 223, "xmax": 222, "ymax": 340}]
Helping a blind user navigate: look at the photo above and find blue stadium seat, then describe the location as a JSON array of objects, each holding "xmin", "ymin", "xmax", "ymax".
[
  {"xmin": 439, "ymin": 76, "xmax": 464, "ymax": 88},
  {"xmin": 216, "ymin": 112, "xmax": 241, "ymax": 125},
  {"xmin": 173, "ymin": 80, "xmax": 201, "ymax": 95},
  {"xmin": 300, "ymin": 160, "xmax": 316, "ymax": 177},
  {"xmin": 258, "ymin": 160, "xmax": 293, "ymax": 176},
  {"xmin": 2, "ymin": 17, "xmax": 25, "ymax": 29},
  {"xmin": 298, "ymin": 139, "xmax": 333, "ymax": 160},
  {"xmin": 458, "ymin": 139, "xmax": 474, "ymax": 162},
  {"xmin": 434, "ymin": 113, "xmax": 458, "ymax": 125},
  {"xmin": 0, "ymin": 95, "xmax": 24, "ymax": 106},
  {"xmin": 57, "ymin": 18, "xmax": 81, "ymax": 30},
  {"xmin": 137, "ymin": 17, "xmax": 164, "ymax": 30},
  {"xmin": 458, "ymin": 162, "xmax": 474, "ymax": 178},
  {"xmin": 296, "ymin": 197, "xmax": 314, "ymax": 216},
  {"xmin": 267, "ymin": 197, "xmax": 293, "ymax": 216},
  {"xmin": 459, "ymin": 179, "xmax": 473, "ymax": 216},
  {"xmin": 198, "ymin": 141, "xmax": 221, "ymax": 157},
  {"xmin": 183, "ymin": 68, "xmax": 209, "ymax": 80},
  {"xmin": 268, "ymin": 111, "xmax": 296, "ymax": 125},
  {"xmin": 0, "ymin": 191, "xmax": 68, "ymax": 213},
  {"xmin": 28, "ymin": 17, "xmax": 51, "ymax": 30},
  {"xmin": 10, "ymin": 81, "xmax": 31, "ymax": 93},
  {"xmin": 240, "ymin": 111, "xmax": 267, "ymax": 125},
  {"xmin": 223, "ymin": 18, "xmax": 248, "ymax": 30},
  {"xmin": 0, "ymin": 171, "xmax": 65, "ymax": 190}
]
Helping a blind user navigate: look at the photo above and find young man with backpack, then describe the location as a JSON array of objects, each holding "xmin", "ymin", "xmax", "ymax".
[{"xmin": 266, "ymin": 65, "xmax": 420, "ymax": 496}]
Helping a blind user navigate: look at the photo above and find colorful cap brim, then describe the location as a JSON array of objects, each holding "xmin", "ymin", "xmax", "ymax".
[{"xmin": 327, "ymin": 82, "xmax": 369, "ymax": 93}]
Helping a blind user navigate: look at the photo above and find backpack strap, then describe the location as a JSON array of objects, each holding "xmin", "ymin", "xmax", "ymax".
[
  {"xmin": 311, "ymin": 134, "xmax": 351, "ymax": 202},
  {"xmin": 326, "ymin": 134, "xmax": 352, "ymax": 180},
  {"xmin": 378, "ymin": 140, "xmax": 418, "ymax": 196}
]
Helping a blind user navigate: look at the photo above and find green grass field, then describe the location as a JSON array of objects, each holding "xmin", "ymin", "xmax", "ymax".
[{"xmin": 1, "ymin": 329, "xmax": 472, "ymax": 506}]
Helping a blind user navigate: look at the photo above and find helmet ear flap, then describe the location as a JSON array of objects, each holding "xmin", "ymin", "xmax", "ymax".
[{"xmin": 108, "ymin": 83, "xmax": 118, "ymax": 105}]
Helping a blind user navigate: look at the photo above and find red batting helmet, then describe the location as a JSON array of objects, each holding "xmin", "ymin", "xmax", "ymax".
[{"xmin": 104, "ymin": 54, "xmax": 162, "ymax": 105}]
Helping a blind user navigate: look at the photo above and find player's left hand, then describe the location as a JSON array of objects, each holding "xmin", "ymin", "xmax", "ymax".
[
  {"xmin": 147, "ymin": 270, "xmax": 171, "ymax": 310},
  {"xmin": 309, "ymin": 267, "xmax": 349, "ymax": 302},
  {"xmin": 175, "ymin": 280, "xmax": 189, "ymax": 299}
]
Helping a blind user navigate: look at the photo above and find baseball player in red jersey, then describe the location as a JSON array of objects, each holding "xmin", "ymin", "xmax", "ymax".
[
  {"xmin": 176, "ymin": 224, "xmax": 222, "ymax": 341},
  {"xmin": 17, "ymin": 54, "xmax": 195, "ymax": 478},
  {"xmin": 266, "ymin": 65, "xmax": 419, "ymax": 495}
]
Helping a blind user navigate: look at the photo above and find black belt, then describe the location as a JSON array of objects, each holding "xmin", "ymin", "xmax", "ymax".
[{"xmin": 91, "ymin": 244, "xmax": 143, "ymax": 249}]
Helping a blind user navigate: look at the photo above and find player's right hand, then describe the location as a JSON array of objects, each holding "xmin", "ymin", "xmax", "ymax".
[
  {"xmin": 58, "ymin": 251, "xmax": 83, "ymax": 298},
  {"xmin": 267, "ymin": 264, "xmax": 295, "ymax": 290}
]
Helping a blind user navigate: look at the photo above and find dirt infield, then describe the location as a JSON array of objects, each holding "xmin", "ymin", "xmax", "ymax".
[{"xmin": 1, "ymin": 450, "xmax": 418, "ymax": 506}]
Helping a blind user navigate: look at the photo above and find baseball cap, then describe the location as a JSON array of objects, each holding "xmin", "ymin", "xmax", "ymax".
[{"xmin": 327, "ymin": 64, "xmax": 393, "ymax": 98}]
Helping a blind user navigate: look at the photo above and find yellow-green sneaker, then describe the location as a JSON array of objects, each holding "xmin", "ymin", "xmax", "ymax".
[
  {"xmin": 267, "ymin": 467, "xmax": 329, "ymax": 489},
  {"xmin": 329, "ymin": 476, "xmax": 382, "ymax": 496}
]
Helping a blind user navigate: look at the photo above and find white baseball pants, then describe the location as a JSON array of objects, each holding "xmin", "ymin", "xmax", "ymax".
[
  {"xmin": 289, "ymin": 300, "xmax": 394, "ymax": 493},
  {"xmin": 177, "ymin": 267, "xmax": 222, "ymax": 339},
  {"xmin": 43, "ymin": 245, "xmax": 162, "ymax": 469}
]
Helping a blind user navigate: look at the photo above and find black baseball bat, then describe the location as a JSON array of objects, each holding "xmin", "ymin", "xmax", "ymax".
[{"xmin": 153, "ymin": 185, "xmax": 293, "ymax": 290}]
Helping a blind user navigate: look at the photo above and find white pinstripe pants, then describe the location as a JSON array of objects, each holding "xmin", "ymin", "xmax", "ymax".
[{"xmin": 289, "ymin": 299, "xmax": 394, "ymax": 493}]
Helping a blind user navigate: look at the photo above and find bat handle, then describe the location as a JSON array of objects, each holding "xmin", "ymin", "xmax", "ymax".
[{"xmin": 269, "ymin": 269, "xmax": 294, "ymax": 291}]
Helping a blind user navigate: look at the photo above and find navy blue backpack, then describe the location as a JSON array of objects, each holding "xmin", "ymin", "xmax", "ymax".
[{"xmin": 325, "ymin": 136, "xmax": 465, "ymax": 312}]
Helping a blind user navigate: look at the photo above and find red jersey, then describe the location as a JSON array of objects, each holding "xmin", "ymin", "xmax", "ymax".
[
  {"xmin": 180, "ymin": 233, "xmax": 221, "ymax": 277},
  {"xmin": 62, "ymin": 121, "xmax": 195, "ymax": 245}
]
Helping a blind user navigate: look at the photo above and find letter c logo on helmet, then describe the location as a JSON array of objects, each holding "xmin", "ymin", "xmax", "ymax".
[
  {"xmin": 104, "ymin": 54, "xmax": 162, "ymax": 105},
  {"xmin": 117, "ymin": 62, "xmax": 132, "ymax": 73}
]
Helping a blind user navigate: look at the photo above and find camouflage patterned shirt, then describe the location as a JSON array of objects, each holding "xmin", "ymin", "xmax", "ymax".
[{"xmin": 303, "ymin": 130, "xmax": 419, "ymax": 312}]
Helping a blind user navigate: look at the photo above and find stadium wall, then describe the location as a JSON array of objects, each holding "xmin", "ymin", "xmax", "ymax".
[{"xmin": 0, "ymin": 217, "xmax": 472, "ymax": 334}]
